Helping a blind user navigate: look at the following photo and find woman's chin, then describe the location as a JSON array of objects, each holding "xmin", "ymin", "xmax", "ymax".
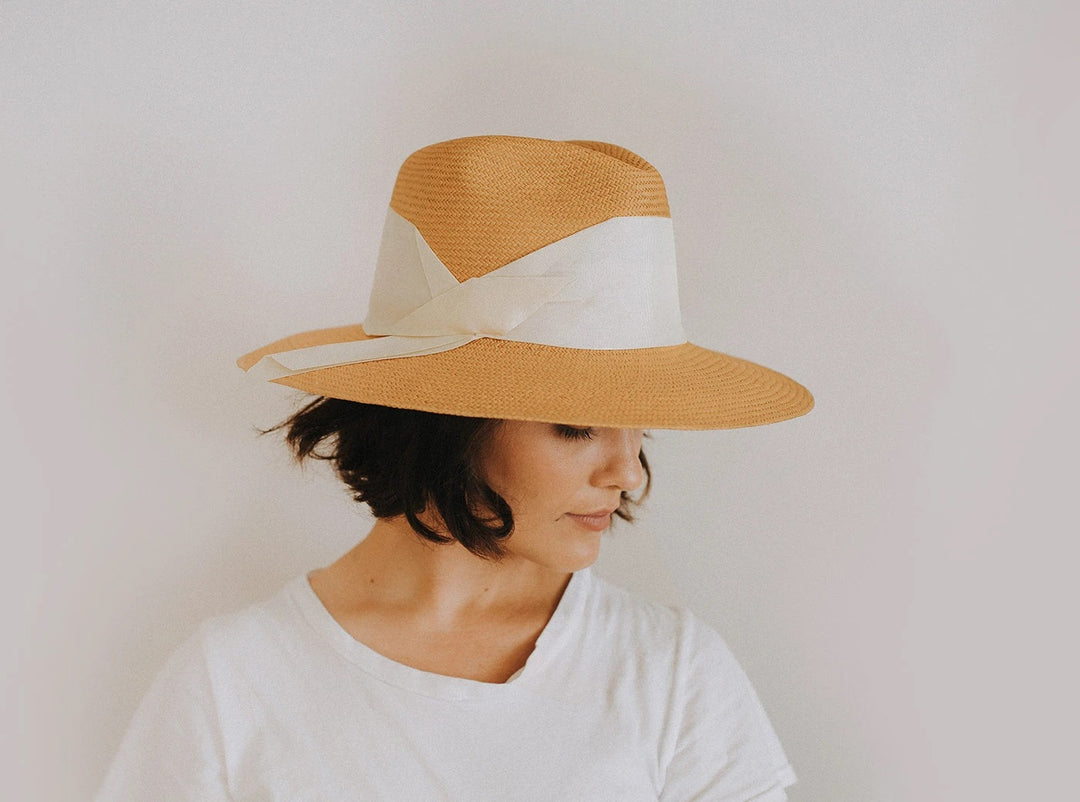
[{"xmin": 547, "ymin": 534, "xmax": 605, "ymax": 574}]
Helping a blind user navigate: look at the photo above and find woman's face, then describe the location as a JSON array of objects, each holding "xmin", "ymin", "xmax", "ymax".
[{"xmin": 479, "ymin": 421, "xmax": 645, "ymax": 573}]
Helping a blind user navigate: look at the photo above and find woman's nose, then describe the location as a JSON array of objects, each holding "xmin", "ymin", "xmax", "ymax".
[{"xmin": 595, "ymin": 429, "xmax": 645, "ymax": 492}]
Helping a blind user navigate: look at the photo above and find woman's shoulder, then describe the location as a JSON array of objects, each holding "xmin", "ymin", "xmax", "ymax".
[
  {"xmin": 176, "ymin": 575, "xmax": 315, "ymax": 673},
  {"xmin": 98, "ymin": 576, "xmax": 322, "ymax": 800},
  {"xmin": 577, "ymin": 572, "xmax": 796, "ymax": 800},
  {"xmin": 576, "ymin": 570, "xmax": 735, "ymax": 667},
  {"xmin": 583, "ymin": 570, "xmax": 717, "ymax": 632}
]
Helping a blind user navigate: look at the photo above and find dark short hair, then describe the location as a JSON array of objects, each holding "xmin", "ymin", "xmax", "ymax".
[{"xmin": 267, "ymin": 398, "xmax": 650, "ymax": 559}]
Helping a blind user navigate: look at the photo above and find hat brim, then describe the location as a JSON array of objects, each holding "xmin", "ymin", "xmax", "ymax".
[{"xmin": 238, "ymin": 325, "xmax": 813, "ymax": 430}]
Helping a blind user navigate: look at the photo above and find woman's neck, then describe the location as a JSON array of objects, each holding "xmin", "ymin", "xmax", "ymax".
[
  {"xmin": 312, "ymin": 516, "xmax": 570, "ymax": 628},
  {"xmin": 307, "ymin": 517, "xmax": 573, "ymax": 683}
]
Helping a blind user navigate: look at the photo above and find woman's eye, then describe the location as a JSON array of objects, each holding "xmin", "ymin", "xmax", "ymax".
[{"xmin": 556, "ymin": 425, "xmax": 595, "ymax": 441}]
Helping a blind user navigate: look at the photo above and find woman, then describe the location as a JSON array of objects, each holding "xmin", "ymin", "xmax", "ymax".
[{"xmin": 98, "ymin": 136, "xmax": 812, "ymax": 800}]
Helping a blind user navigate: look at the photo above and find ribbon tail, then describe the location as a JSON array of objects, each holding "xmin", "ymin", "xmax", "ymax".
[{"xmin": 246, "ymin": 334, "xmax": 478, "ymax": 379}]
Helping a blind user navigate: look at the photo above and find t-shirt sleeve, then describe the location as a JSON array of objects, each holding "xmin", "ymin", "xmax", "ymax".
[
  {"xmin": 95, "ymin": 624, "xmax": 232, "ymax": 801},
  {"xmin": 659, "ymin": 611, "xmax": 797, "ymax": 802}
]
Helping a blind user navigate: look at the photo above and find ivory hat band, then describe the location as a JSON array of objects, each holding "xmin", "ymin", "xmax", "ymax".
[{"xmin": 239, "ymin": 136, "xmax": 813, "ymax": 429}]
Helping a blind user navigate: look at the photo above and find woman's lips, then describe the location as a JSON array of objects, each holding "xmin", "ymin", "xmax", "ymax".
[{"xmin": 565, "ymin": 510, "xmax": 616, "ymax": 532}]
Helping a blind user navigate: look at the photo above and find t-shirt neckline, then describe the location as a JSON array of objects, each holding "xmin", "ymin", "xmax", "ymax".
[{"xmin": 287, "ymin": 567, "xmax": 590, "ymax": 701}]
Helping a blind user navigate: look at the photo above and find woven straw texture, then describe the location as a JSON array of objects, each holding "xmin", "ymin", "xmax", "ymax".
[
  {"xmin": 239, "ymin": 136, "xmax": 814, "ymax": 429},
  {"xmin": 238, "ymin": 325, "xmax": 812, "ymax": 430},
  {"xmin": 390, "ymin": 137, "xmax": 670, "ymax": 280}
]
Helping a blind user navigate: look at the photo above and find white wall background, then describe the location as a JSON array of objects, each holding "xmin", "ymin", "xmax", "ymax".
[{"xmin": 3, "ymin": 2, "xmax": 1077, "ymax": 799}]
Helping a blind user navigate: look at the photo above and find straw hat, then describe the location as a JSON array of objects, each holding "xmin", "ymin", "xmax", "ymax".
[{"xmin": 238, "ymin": 135, "xmax": 813, "ymax": 429}]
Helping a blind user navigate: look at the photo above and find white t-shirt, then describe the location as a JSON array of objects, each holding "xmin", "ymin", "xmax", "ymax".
[{"xmin": 97, "ymin": 569, "xmax": 796, "ymax": 801}]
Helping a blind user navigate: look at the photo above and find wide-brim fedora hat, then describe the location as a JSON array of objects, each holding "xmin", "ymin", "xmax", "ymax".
[{"xmin": 239, "ymin": 135, "xmax": 813, "ymax": 429}]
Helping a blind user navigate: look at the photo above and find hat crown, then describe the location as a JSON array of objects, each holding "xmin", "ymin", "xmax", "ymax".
[{"xmin": 388, "ymin": 136, "xmax": 671, "ymax": 281}]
